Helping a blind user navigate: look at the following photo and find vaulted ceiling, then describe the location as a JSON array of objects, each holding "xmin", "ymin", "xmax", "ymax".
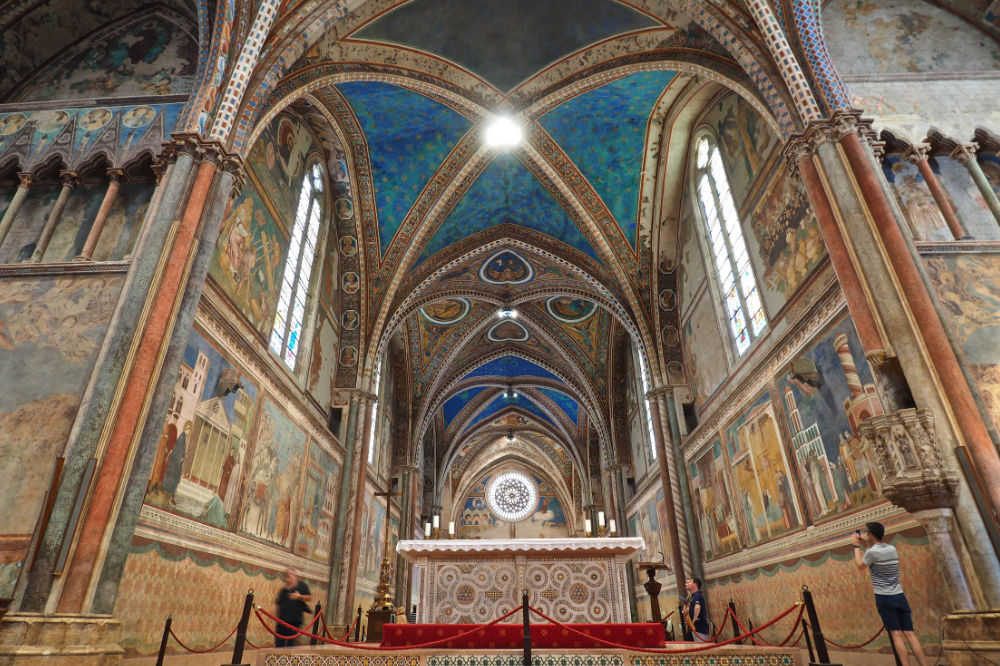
[{"xmin": 267, "ymin": 0, "xmax": 735, "ymax": 506}]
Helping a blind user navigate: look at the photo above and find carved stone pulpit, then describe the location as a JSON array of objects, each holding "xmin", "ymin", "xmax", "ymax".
[{"xmin": 859, "ymin": 408, "xmax": 973, "ymax": 610}]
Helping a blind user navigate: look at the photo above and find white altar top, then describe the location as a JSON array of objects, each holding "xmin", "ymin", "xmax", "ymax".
[{"xmin": 398, "ymin": 537, "xmax": 645, "ymax": 624}]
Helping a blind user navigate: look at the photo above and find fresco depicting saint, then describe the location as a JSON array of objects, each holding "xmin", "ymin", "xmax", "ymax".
[
  {"xmin": 208, "ymin": 191, "xmax": 286, "ymax": 334},
  {"xmin": 144, "ymin": 329, "xmax": 258, "ymax": 529},
  {"xmin": 239, "ymin": 398, "xmax": 306, "ymax": 549},
  {"xmin": 724, "ymin": 393, "xmax": 802, "ymax": 545}
]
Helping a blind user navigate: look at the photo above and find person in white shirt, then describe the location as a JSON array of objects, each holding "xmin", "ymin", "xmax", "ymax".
[{"xmin": 852, "ymin": 521, "xmax": 928, "ymax": 666}]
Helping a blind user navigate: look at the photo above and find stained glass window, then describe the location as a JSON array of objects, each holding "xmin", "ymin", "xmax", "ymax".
[
  {"xmin": 694, "ymin": 136, "xmax": 766, "ymax": 355},
  {"xmin": 271, "ymin": 163, "xmax": 325, "ymax": 368},
  {"xmin": 486, "ymin": 471, "xmax": 538, "ymax": 522}
]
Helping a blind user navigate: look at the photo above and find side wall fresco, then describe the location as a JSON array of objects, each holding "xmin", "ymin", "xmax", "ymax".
[
  {"xmin": 0, "ymin": 272, "xmax": 124, "ymax": 599},
  {"xmin": 824, "ymin": 0, "xmax": 1000, "ymax": 76},
  {"xmin": 824, "ymin": 0, "xmax": 1000, "ymax": 142},
  {"xmin": 923, "ymin": 249, "xmax": 1000, "ymax": 435},
  {"xmin": 16, "ymin": 14, "xmax": 198, "ymax": 102},
  {"xmin": 682, "ymin": 314, "xmax": 884, "ymax": 558}
]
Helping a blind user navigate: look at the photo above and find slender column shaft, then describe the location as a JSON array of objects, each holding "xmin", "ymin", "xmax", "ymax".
[
  {"xmin": 646, "ymin": 397, "xmax": 686, "ymax": 593},
  {"xmin": 952, "ymin": 144, "xmax": 1000, "ymax": 226},
  {"xmin": 76, "ymin": 171, "xmax": 123, "ymax": 261},
  {"xmin": 30, "ymin": 172, "xmax": 77, "ymax": 262},
  {"xmin": 794, "ymin": 152, "xmax": 887, "ymax": 354},
  {"xmin": 21, "ymin": 154, "xmax": 191, "ymax": 613},
  {"xmin": 913, "ymin": 509, "xmax": 975, "ymax": 611},
  {"xmin": 326, "ymin": 396, "xmax": 362, "ymax": 621},
  {"xmin": 840, "ymin": 131, "xmax": 1000, "ymax": 532},
  {"xmin": 341, "ymin": 396, "xmax": 375, "ymax": 625},
  {"xmin": 651, "ymin": 391, "xmax": 692, "ymax": 578},
  {"xmin": 663, "ymin": 390, "xmax": 702, "ymax": 580},
  {"xmin": 906, "ymin": 146, "xmax": 967, "ymax": 240},
  {"xmin": 0, "ymin": 172, "xmax": 33, "ymax": 251},
  {"xmin": 56, "ymin": 159, "xmax": 219, "ymax": 613}
]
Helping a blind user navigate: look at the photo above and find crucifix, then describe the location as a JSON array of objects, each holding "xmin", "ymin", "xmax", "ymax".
[
  {"xmin": 371, "ymin": 480, "xmax": 400, "ymax": 612},
  {"xmin": 365, "ymin": 479, "xmax": 401, "ymax": 644}
]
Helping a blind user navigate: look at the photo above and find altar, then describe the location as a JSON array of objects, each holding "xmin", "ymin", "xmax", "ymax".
[{"xmin": 397, "ymin": 537, "xmax": 644, "ymax": 624}]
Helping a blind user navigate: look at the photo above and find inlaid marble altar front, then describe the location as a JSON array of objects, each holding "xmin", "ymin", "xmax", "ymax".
[{"xmin": 397, "ymin": 537, "xmax": 644, "ymax": 624}]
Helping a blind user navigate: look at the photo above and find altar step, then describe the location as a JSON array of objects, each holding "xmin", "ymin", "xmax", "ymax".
[{"xmin": 258, "ymin": 645, "xmax": 800, "ymax": 665}]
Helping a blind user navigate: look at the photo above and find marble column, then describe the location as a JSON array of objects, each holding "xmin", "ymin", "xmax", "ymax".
[
  {"xmin": 29, "ymin": 170, "xmax": 78, "ymax": 262},
  {"xmin": 325, "ymin": 393, "xmax": 363, "ymax": 624},
  {"xmin": 788, "ymin": 111, "xmax": 1000, "ymax": 605},
  {"xmin": 393, "ymin": 464, "xmax": 418, "ymax": 605},
  {"xmin": 0, "ymin": 171, "xmax": 32, "ymax": 251},
  {"xmin": 649, "ymin": 388, "xmax": 694, "ymax": 580},
  {"xmin": 904, "ymin": 143, "xmax": 967, "ymax": 240},
  {"xmin": 19, "ymin": 134, "xmax": 243, "ymax": 618},
  {"xmin": 645, "ymin": 395, "xmax": 686, "ymax": 594},
  {"xmin": 339, "ymin": 392, "xmax": 377, "ymax": 626},
  {"xmin": 662, "ymin": 388, "xmax": 703, "ymax": 580},
  {"xmin": 75, "ymin": 169, "xmax": 124, "ymax": 261},
  {"xmin": 951, "ymin": 143, "xmax": 1000, "ymax": 227}
]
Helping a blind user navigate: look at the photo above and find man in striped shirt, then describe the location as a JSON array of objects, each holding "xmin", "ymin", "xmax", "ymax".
[{"xmin": 852, "ymin": 521, "xmax": 928, "ymax": 666}]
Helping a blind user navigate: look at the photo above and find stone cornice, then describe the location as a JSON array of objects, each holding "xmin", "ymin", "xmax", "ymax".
[
  {"xmin": 0, "ymin": 260, "xmax": 130, "ymax": 277},
  {"xmin": 782, "ymin": 109, "xmax": 868, "ymax": 170}
]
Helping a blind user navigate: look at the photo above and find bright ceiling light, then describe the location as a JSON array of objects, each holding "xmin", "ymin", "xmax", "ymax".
[
  {"xmin": 497, "ymin": 305, "xmax": 517, "ymax": 319},
  {"xmin": 484, "ymin": 116, "xmax": 522, "ymax": 149}
]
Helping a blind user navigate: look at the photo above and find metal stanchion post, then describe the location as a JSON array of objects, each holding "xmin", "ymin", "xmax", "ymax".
[
  {"xmin": 355, "ymin": 607, "xmax": 362, "ymax": 642},
  {"xmin": 679, "ymin": 601, "xmax": 692, "ymax": 641},
  {"xmin": 801, "ymin": 586, "xmax": 841, "ymax": 666},
  {"xmin": 522, "ymin": 590, "xmax": 531, "ymax": 666},
  {"xmin": 728, "ymin": 600, "xmax": 741, "ymax": 645},
  {"xmin": 311, "ymin": 603, "xmax": 322, "ymax": 645},
  {"xmin": 155, "ymin": 616, "xmax": 172, "ymax": 666},
  {"xmin": 802, "ymin": 617, "xmax": 816, "ymax": 663},
  {"xmin": 226, "ymin": 589, "xmax": 254, "ymax": 666}
]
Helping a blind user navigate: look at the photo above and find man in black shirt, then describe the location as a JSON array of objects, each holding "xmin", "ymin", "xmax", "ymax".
[
  {"xmin": 275, "ymin": 569, "xmax": 312, "ymax": 648},
  {"xmin": 685, "ymin": 577, "xmax": 710, "ymax": 641}
]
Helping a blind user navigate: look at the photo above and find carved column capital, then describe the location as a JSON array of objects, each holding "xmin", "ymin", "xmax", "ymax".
[
  {"xmin": 106, "ymin": 168, "xmax": 126, "ymax": 183},
  {"xmin": 859, "ymin": 408, "xmax": 960, "ymax": 512},
  {"xmin": 157, "ymin": 132, "xmax": 241, "ymax": 170},
  {"xmin": 218, "ymin": 153, "xmax": 247, "ymax": 199},
  {"xmin": 58, "ymin": 170, "xmax": 79, "ymax": 188},
  {"xmin": 949, "ymin": 142, "xmax": 979, "ymax": 164},
  {"xmin": 16, "ymin": 171, "xmax": 33, "ymax": 187},
  {"xmin": 783, "ymin": 109, "xmax": 867, "ymax": 169},
  {"xmin": 903, "ymin": 143, "xmax": 932, "ymax": 163}
]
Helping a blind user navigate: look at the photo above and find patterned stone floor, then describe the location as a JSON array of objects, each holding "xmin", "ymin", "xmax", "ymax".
[{"xmin": 259, "ymin": 646, "xmax": 799, "ymax": 665}]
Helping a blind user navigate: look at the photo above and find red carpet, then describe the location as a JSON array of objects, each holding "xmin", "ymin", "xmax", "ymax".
[{"xmin": 382, "ymin": 622, "xmax": 665, "ymax": 649}]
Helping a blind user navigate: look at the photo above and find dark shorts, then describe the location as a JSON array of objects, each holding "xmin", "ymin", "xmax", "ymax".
[{"xmin": 875, "ymin": 593, "xmax": 913, "ymax": 632}]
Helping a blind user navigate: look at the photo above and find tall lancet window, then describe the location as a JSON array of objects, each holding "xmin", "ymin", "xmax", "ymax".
[
  {"xmin": 271, "ymin": 162, "xmax": 324, "ymax": 368},
  {"xmin": 693, "ymin": 136, "xmax": 766, "ymax": 355}
]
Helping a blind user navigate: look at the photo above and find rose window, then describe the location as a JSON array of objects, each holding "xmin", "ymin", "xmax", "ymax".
[{"xmin": 486, "ymin": 471, "xmax": 538, "ymax": 521}]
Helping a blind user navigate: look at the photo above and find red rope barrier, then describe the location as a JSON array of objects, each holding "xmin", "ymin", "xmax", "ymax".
[
  {"xmin": 254, "ymin": 603, "xmax": 524, "ymax": 650},
  {"xmin": 729, "ymin": 611, "xmax": 772, "ymax": 647},
  {"xmin": 803, "ymin": 621, "xmax": 886, "ymax": 648},
  {"xmin": 730, "ymin": 604, "xmax": 805, "ymax": 647},
  {"xmin": 337, "ymin": 611, "xmax": 360, "ymax": 641},
  {"xmin": 527, "ymin": 602, "xmax": 803, "ymax": 654},
  {"xmin": 245, "ymin": 635, "xmax": 269, "ymax": 650},
  {"xmin": 682, "ymin": 606, "xmax": 731, "ymax": 643},
  {"xmin": 167, "ymin": 625, "xmax": 237, "ymax": 654}
]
